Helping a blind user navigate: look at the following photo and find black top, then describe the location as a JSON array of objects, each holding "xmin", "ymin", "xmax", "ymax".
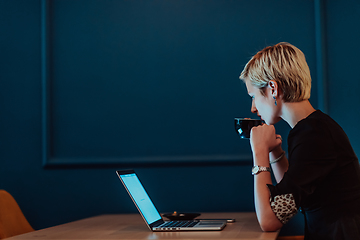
[{"xmin": 268, "ymin": 110, "xmax": 360, "ymax": 240}]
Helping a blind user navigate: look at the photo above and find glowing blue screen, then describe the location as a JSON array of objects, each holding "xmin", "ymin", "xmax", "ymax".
[{"xmin": 120, "ymin": 173, "xmax": 162, "ymax": 224}]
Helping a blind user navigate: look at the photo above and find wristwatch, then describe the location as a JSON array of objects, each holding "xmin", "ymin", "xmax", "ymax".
[{"xmin": 252, "ymin": 166, "xmax": 271, "ymax": 175}]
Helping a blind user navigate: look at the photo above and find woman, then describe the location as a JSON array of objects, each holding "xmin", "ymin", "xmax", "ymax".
[{"xmin": 239, "ymin": 42, "xmax": 360, "ymax": 239}]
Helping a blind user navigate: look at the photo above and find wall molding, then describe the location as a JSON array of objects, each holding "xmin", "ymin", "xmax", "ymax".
[
  {"xmin": 40, "ymin": 1, "xmax": 323, "ymax": 168},
  {"xmin": 43, "ymin": 155, "xmax": 253, "ymax": 168},
  {"xmin": 314, "ymin": 0, "xmax": 329, "ymax": 113},
  {"xmin": 41, "ymin": 0, "xmax": 51, "ymax": 167},
  {"xmin": 40, "ymin": 0, "xmax": 250, "ymax": 167}
]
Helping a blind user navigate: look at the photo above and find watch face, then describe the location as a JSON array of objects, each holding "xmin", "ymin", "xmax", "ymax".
[{"xmin": 252, "ymin": 166, "xmax": 259, "ymax": 175}]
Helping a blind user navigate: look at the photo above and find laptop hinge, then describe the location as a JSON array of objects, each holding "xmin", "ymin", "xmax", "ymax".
[{"xmin": 150, "ymin": 219, "xmax": 165, "ymax": 228}]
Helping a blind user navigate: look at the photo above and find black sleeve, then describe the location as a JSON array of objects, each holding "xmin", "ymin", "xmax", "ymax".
[{"xmin": 267, "ymin": 119, "xmax": 337, "ymax": 224}]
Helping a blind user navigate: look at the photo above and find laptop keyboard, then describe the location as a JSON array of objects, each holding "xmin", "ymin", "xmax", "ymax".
[{"xmin": 160, "ymin": 220, "xmax": 199, "ymax": 228}]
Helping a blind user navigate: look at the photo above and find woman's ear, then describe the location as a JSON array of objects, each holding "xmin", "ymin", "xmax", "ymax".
[{"xmin": 268, "ymin": 80, "xmax": 278, "ymax": 97}]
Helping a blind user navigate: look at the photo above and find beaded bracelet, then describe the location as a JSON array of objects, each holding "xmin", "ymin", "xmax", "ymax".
[{"xmin": 270, "ymin": 151, "xmax": 285, "ymax": 164}]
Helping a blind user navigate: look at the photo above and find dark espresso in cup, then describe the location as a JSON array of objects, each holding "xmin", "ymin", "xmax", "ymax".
[{"xmin": 234, "ymin": 118, "xmax": 263, "ymax": 139}]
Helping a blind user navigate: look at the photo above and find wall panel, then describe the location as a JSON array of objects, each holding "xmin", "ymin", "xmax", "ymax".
[
  {"xmin": 41, "ymin": 0, "xmax": 316, "ymax": 167},
  {"xmin": 326, "ymin": 0, "xmax": 360, "ymax": 155}
]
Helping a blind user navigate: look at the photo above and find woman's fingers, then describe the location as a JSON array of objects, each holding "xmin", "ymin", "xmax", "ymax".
[{"xmin": 250, "ymin": 125, "xmax": 281, "ymax": 152}]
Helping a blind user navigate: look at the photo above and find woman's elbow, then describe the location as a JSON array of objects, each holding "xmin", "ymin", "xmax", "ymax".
[{"xmin": 259, "ymin": 218, "xmax": 283, "ymax": 232}]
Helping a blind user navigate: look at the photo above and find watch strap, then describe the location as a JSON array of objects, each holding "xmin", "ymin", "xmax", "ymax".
[{"xmin": 252, "ymin": 166, "xmax": 271, "ymax": 175}]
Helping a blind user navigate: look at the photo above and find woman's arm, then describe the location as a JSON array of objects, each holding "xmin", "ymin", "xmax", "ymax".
[
  {"xmin": 253, "ymin": 151, "xmax": 283, "ymax": 231},
  {"xmin": 269, "ymin": 148, "xmax": 289, "ymax": 183},
  {"xmin": 250, "ymin": 125, "xmax": 284, "ymax": 231}
]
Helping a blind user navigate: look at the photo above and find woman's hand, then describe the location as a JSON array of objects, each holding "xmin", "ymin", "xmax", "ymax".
[{"xmin": 250, "ymin": 124, "xmax": 282, "ymax": 156}]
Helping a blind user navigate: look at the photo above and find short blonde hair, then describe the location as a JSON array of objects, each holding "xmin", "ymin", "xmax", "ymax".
[{"xmin": 239, "ymin": 42, "xmax": 311, "ymax": 102}]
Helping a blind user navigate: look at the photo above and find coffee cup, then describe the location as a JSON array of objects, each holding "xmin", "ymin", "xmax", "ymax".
[{"xmin": 234, "ymin": 118, "xmax": 263, "ymax": 139}]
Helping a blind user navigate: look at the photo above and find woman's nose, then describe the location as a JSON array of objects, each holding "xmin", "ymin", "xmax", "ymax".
[{"xmin": 251, "ymin": 100, "xmax": 257, "ymax": 114}]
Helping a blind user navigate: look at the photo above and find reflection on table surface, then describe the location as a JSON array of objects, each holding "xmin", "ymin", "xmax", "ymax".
[{"xmin": 6, "ymin": 212, "xmax": 279, "ymax": 240}]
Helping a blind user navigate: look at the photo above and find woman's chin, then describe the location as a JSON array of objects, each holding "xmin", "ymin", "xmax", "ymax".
[{"xmin": 266, "ymin": 117, "xmax": 282, "ymax": 126}]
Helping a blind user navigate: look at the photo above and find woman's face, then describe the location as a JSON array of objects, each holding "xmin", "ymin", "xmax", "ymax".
[{"xmin": 245, "ymin": 80, "xmax": 280, "ymax": 125}]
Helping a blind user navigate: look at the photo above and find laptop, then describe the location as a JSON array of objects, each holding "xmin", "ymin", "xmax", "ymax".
[{"xmin": 116, "ymin": 170, "xmax": 227, "ymax": 231}]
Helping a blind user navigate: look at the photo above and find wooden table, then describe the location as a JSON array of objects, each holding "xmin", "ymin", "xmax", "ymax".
[{"xmin": 6, "ymin": 212, "xmax": 279, "ymax": 240}]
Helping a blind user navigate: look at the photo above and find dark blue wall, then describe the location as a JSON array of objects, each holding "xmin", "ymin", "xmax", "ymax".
[{"xmin": 1, "ymin": 0, "xmax": 359, "ymax": 236}]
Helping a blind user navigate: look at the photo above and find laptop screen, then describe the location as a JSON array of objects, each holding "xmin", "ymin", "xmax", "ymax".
[{"xmin": 119, "ymin": 172, "xmax": 162, "ymax": 224}]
